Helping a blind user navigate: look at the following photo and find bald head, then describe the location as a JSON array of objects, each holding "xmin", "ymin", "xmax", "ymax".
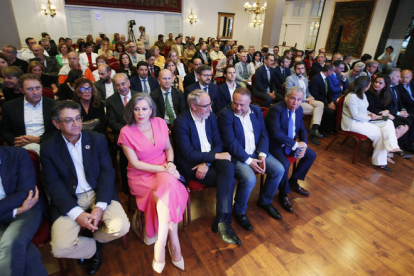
[
  {"xmin": 401, "ymin": 70, "xmax": 413, "ymax": 86},
  {"xmin": 67, "ymin": 52, "xmax": 79, "ymax": 68},
  {"xmin": 32, "ymin": 45, "xmax": 45, "ymax": 59},
  {"xmin": 158, "ymin": 69, "xmax": 173, "ymax": 91}
]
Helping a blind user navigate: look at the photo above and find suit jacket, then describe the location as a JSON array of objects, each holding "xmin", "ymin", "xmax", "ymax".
[
  {"xmin": 148, "ymin": 65, "xmax": 160, "ymax": 79},
  {"xmin": 130, "ymin": 75, "xmax": 160, "ymax": 93},
  {"xmin": 284, "ymin": 74, "xmax": 311, "ymax": 98},
  {"xmin": 217, "ymin": 82, "xmax": 241, "ymax": 112},
  {"xmin": 183, "ymin": 72, "xmax": 197, "ymax": 89},
  {"xmin": 184, "ymin": 82, "xmax": 219, "ymax": 113},
  {"xmin": 150, "ymin": 87, "xmax": 186, "ymax": 120},
  {"xmin": 246, "ymin": 53, "xmax": 254, "ymax": 64},
  {"xmin": 235, "ymin": 62, "xmax": 255, "ymax": 83},
  {"xmin": 309, "ymin": 73, "xmax": 329, "ymax": 104},
  {"xmin": 398, "ymin": 83, "xmax": 414, "ymax": 113},
  {"xmin": 309, "ymin": 62, "xmax": 323, "ymax": 79},
  {"xmin": 106, "ymin": 90, "xmax": 138, "ymax": 142},
  {"xmin": 40, "ymin": 130, "xmax": 117, "ymax": 222},
  {"xmin": 171, "ymin": 44, "xmax": 184, "ymax": 57},
  {"xmin": 0, "ymin": 147, "xmax": 37, "ymax": 223},
  {"xmin": 79, "ymin": 52, "xmax": 98, "ymax": 67},
  {"xmin": 390, "ymin": 85, "xmax": 405, "ymax": 114},
  {"xmin": 1, "ymin": 97, "xmax": 57, "ymax": 146},
  {"xmin": 265, "ymin": 101, "xmax": 307, "ymax": 150},
  {"xmin": 173, "ymin": 110, "xmax": 223, "ymax": 183},
  {"xmin": 193, "ymin": 50, "xmax": 211, "ymax": 66},
  {"xmin": 253, "ymin": 65, "xmax": 276, "ymax": 95},
  {"xmin": 328, "ymin": 73, "xmax": 348, "ymax": 103},
  {"xmin": 274, "ymin": 66, "xmax": 291, "ymax": 92},
  {"xmin": 94, "ymin": 80, "xmax": 116, "ymax": 103},
  {"xmin": 217, "ymin": 104, "xmax": 269, "ymax": 163},
  {"xmin": 29, "ymin": 56, "xmax": 61, "ymax": 76}
]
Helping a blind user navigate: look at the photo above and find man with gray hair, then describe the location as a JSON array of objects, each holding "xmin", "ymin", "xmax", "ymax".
[
  {"xmin": 3, "ymin": 45, "xmax": 28, "ymax": 72},
  {"xmin": 360, "ymin": 60, "xmax": 379, "ymax": 81},
  {"xmin": 344, "ymin": 61, "xmax": 365, "ymax": 84},
  {"xmin": 127, "ymin": 42, "xmax": 145, "ymax": 67},
  {"xmin": 40, "ymin": 37, "xmax": 58, "ymax": 57},
  {"xmin": 29, "ymin": 45, "xmax": 61, "ymax": 76}
]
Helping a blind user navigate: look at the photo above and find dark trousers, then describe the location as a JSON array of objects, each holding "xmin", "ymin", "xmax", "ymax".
[
  {"xmin": 394, "ymin": 114, "xmax": 414, "ymax": 147},
  {"xmin": 0, "ymin": 206, "xmax": 48, "ymax": 276},
  {"xmin": 271, "ymin": 146, "xmax": 316, "ymax": 197},
  {"xmin": 321, "ymin": 105, "xmax": 336, "ymax": 131},
  {"xmin": 190, "ymin": 160, "xmax": 235, "ymax": 224},
  {"xmin": 254, "ymin": 91, "xmax": 272, "ymax": 107}
]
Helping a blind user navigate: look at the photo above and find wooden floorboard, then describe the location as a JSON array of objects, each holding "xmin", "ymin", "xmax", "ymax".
[{"xmin": 40, "ymin": 132, "xmax": 414, "ymax": 276}]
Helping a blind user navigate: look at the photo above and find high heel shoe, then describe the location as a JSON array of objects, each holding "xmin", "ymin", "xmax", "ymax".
[
  {"xmin": 152, "ymin": 241, "xmax": 166, "ymax": 273},
  {"xmin": 168, "ymin": 243, "xmax": 185, "ymax": 271}
]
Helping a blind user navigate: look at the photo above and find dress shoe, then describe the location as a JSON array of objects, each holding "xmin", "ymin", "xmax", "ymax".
[
  {"xmin": 234, "ymin": 213, "xmax": 253, "ymax": 230},
  {"xmin": 256, "ymin": 202, "xmax": 282, "ymax": 220},
  {"xmin": 280, "ymin": 196, "xmax": 294, "ymax": 213},
  {"xmin": 399, "ymin": 151, "xmax": 414, "ymax": 159},
  {"xmin": 291, "ymin": 185, "xmax": 310, "ymax": 196},
  {"xmin": 152, "ymin": 260, "xmax": 166, "ymax": 274},
  {"xmin": 211, "ymin": 222, "xmax": 241, "ymax": 245},
  {"xmin": 168, "ymin": 243, "xmax": 185, "ymax": 271},
  {"xmin": 77, "ymin": 259, "xmax": 85, "ymax": 265},
  {"xmin": 309, "ymin": 129, "xmax": 324, "ymax": 138},
  {"xmin": 86, "ymin": 255, "xmax": 102, "ymax": 275},
  {"xmin": 131, "ymin": 211, "xmax": 158, "ymax": 245},
  {"xmin": 377, "ymin": 165, "xmax": 392, "ymax": 172},
  {"xmin": 309, "ymin": 135, "xmax": 321, "ymax": 145}
]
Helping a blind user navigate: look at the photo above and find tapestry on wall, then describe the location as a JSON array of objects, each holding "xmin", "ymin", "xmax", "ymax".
[
  {"xmin": 65, "ymin": 0, "xmax": 182, "ymax": 13},
  {"xmin": 325, "ymin": 0, "xmax": 376, "ymax": 57}
]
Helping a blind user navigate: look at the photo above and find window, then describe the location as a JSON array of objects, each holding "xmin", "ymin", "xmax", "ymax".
[
  {"xmin": 66, "ymin": 9, "xmax": 92, "ymax": 38},
  {"xmin": 293, "ymin": 0, "xmax": 306, "ymax": 17},
  {"xmin": 310, "ymin": 0, "xmax": 325, "ymax": 17},
  {"xmin": 305, "ymin": 21, "xmax": 320, "ymax": 49},
  {"xmin": 164, "ymin": 15, "xmax": 182, "ymax": 38}
]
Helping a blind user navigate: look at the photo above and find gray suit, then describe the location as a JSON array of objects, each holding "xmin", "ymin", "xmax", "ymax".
[
  {"xmin": 284, "ymin": 74, "xmax": 312, "ymax": 97},
  {"xmin": 235, "ymin": 61, "xmax": 255, "ymax": 82}
]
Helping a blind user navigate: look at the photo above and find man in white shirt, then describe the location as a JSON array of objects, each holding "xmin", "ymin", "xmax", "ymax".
[
  {"xmin": 40, "ymin": 100, "xmax": 130, "ymax": 275},
  {"xmin": 20, "ymin": 37, "xmax": 49, "ymax": 61},
  {"xmin": 209, "ymin": 43, "xmax": 226, "ymax": 62}
]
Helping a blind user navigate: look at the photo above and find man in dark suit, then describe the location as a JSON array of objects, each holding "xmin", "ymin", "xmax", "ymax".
[
  {"xmin": 183, "ymin": 57, "xmax": 202, "ymax": 89},
  {"xmin": 217, "ymin": 65, "xmax": 241, "ymax": 111},
  {"xmin": 192, "ymin": 42, "xmax": 211, "ymax": 66},
  {"xmin": 130, "ymin": 61, "xmax": 159, "ymax": 93},
  {"xmin": 253, "ymin": 53, "xmax": 280, "ymax": 107},
  {"xmin": 327, "ymin": 60, "xmax": 348, "ymax": 104},
  {"xmin": 246, "ymin": 46, "xmax": 255, "ymax": 63},
  {"xmin": 151, "ymin": 69, "xmax": 186, "ymax": 126},
  {"xmin": 0, "ymin": 147, "xmax": 48, "ymax": 276},
  {"xmin": 94, "ymin": 64, "xmax": 116, "ymax": 103},
  {"xmin": 360, "ymin": 60, "xmax": 379, "ymax": 81},
  {"xmin": 399, "ymin": 70, "xmax": 414, "ymax": 114},
  {"xmin": 174, "ymin": 90, "xmax": 240, "ymax": 245},
  {"xmin": 1, "ymin": 74, "xmax": 56, "ymax": 154},
  {"xmin": 29, "ymin": 45, "xmax": 61, "ymax": 76},
  {"xmin": 265, "ymin": 86, "xmax": 316, "ymax": 213},
  {"xmin": 3, "ymin": 45, "xmax": 29, "ymax": 73},
  {"xmin": 40, "ymin": 101, "xmax": 129, "ymax": 275},
  {"xmin": 184, "ymin": 65, "xmax": 219, "ymax": 113},
  {"xmin": 274, "ymin": 56, "xmax": 291, "ymax": 94},
  {"xmin": 218, "ymin": 88, "xmax": 285, "ymax": 226},
  {"xmin": 309, "ymin": 52, "xmax": 326, "ymax": 79},
  {"xmin": 146, "ymin": 52, "xmax": 160, "ymax": 79}
]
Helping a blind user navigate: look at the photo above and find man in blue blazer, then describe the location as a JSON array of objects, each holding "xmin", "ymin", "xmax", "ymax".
[
  {"xmin": 184, "ymin": 65, "xmax": 219, "ymax": 113},
  {"xmin": 274, "ymin": 56, "xmax": 291, "ymax": 93},
  {"xmin": 328, "ymin": 60, "xmax": 348, "ymax": 104},
  {"xmin": 40, "ymin": 101, "xmax": 130, "ymax": 275},
  {"xmin": 130, "ymin": 61, "xmax": 160, "ymax": 93},
  {"xmin": 217, "ymin": 65, "xmax": 241, "ymax": 112},
  {"xmin": 173, "ymin": 90, "xmax": 240, "ymax": 245},
  {"xmin": 218, "ymin": 88, "xmax": 285, "ymax": 227},
  {"xmin": 0, "ymin": 147, "xmax": 48, "ymax": 276},
  {"xmin": 265, "ymin": 86, "xmax": 316, "ymax": 213},
  {"xmin": 253, "ymin": 53, "xmax": 280, "ymax": 107}
]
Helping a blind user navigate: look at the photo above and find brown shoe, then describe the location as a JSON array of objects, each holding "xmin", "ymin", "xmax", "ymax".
[
  {"xmin": 280, "ymin": 196, "xmax": 294, "ymax": 213},
  {"xmin": 291, "ymin": 186, "xmax": 310, "ymax": 197}
]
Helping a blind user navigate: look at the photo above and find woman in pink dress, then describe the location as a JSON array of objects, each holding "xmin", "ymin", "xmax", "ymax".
[{"xmin": 118, "ymin": 93, "xmax": 188, "ymax": 273}]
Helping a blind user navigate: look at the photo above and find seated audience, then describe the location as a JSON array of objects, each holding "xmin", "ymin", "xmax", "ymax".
[
  {"xmin": 0, "ymin": 53, "xmax": 9, "ymax": 95},
  {"xmin": 183, "ymin": 57, "xmax": 202, "ymax": 89},
  {"xmin": 55, "ymin": 42, "xmax": 70, "ymax": 67},
  {"xmin": 171, "ymin": 36, "xmax": 184, "ymax": 61},
  {"xmin": 344, "ymin": 61, "xmax": 365, "ymax": 84},
  {"xmin": 94, "ymin": 37, "xmax": 103, "ymax": 53},
  {"xmin": 253, "ymin": 53, "xmax": 279, "ymax": 107},
  {"xmin": 1, "ymin": 73, "xmax": 56, "ymax": 154},
  {"xmin": 377, "ymin": 46, "xmax": 397, "ymax": 71},
  {"xmin": 193, "ymin": 42, "xmax": 211, "ymax": 66},
  {"xmin": 3, "ymin": 44, "xmax": 28, "ymax": 73},
  {"xmin": 217, "ymin": 65, "xmax": 240, "ymax": 111},
  {"xmin": 118, "ymin": 93, "xmax": 187, "ymax": 273},
  {"xmin": 304, "ymin": 50, "xmax": 316, "ymax": 73},
  {"xmin": 154, "ymin": 34, "xmax": 166, "ymax": 56},
  {"xmin": 150, "ymin": 45, "xmax": 165, "ymax": 69},
  {"xmin": 343, "ymin": 55, "xmax": 352, "ymax": 72},
  {"xmin": 92, "ymin": 55, "xmax": 116, "ymax": 81},
  {"xmin": 113, "ymin": 41, "xmax": 125, "ymax": 60},
  {"xmin": 58, "ymin": 52, "xmax": 94, "ymax": 85},
  {"xmin": 342, "ymin": 76, "xmax": 402, "ymax": 171},
  {"xmin": 351, "ymin": 53, "xmax": 372, "ymax": 69},
  {"xmin": 79, "ymin": 42, "xmax": 98, "ymax": 67},
  {"xmin": 117, "ymin": 53, "xmax": 137, "ymax": 79},
  {"xmin": 146, "ymin": 52, "xmax": 161, "ymax": 79},
  {"xmin": 168, "ymin": 51, "xmax": 186, "ymax": 78},
  {"xmin": 57, "ymin": 68, "xmax": 82, "ymax": 101},
  {"xmin": 20, "ymin": 37, "xmax": 49, "ymax": 62},
  {"xmin": 246, "ymin": 46, "xmax": 255, "ymax": 63},
  {"xmin": 360, "ymin": 60, "xmax": 379, "ymax": 81},
  {"xmin": 97, "ymin": 40, "xmax": 113, "ymax": 58},
  {"xmin": 28, "ymin": 61, "xmax": 58, "ymax": 95},
  {"xmin": 130, "ymin": 61, "xmax": 160, "ymax": 93},
  {"xmin": 164, "ymin": 59, "xmax": 184, "ymax": 92},
  {"xmin": 127, "ymin": 42, "xmax": 144, "ymax": 67},
  {"xmin": 40, "ymin": 34, "xmax": 58, "ymax": 57},
  {"xmin": 398, "ymin": 70, "xmax": 414, "ymax": 114},
  {"xmin": 174, "ymin": 90, "xmax": 239, "ymax": 245},
  {"xmin": 274, "ymin": 56, "xmax": 291, "ymax": 94},
  {"xmin": 251, "ymin": 51, "xmax": 263, "ymax": 70},
  {"xmin": 111, "ymin": 32, "xmax": 120, "ymax": 46},
  {"xmin": 183, "ymin": 42, "xmax": 196, "ymax": 71},
  {"xmin": 209, "ymin": 42, "xmax": 226, "ymax": 62},
  {"xmin": 235, "ymin": 51, "xmax": 255, "ymax": 87},
  {"xmin": 86, "ymin": 34, "xmax": 95, "ymax": 48},
  {"xmin": 94, "ymin": 64, "xmax": 116, "ymax": 102},
  {"xmin": 328, "ymin": 60, "xmax": 348, "ymax": 104},
  {"xmin": 265, "ymin": 86, "xmax": 316, "ymax": 212},
  {"xmin": 40, "ymin": 100, "xmax": 130, "ymax": 275},
  {"xmin": 1, "ymin": 66, "xmax": 25, "ymax": 103},
  {"xmin": 29, "ymin": 45, "xmax": 61, "ymax": 76},
  {"xmin": 309, "ymin": 52, "xmax": 326, "ymax": 79},
  {"xmin": 0, "ymin": 146, "xmax": 48, "ymax": 276}
]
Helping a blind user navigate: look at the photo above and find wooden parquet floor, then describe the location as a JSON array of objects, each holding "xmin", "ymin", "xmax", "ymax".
[{"xmin": 41, "ymin": 133, "xmax": 414, "ymax": 276}]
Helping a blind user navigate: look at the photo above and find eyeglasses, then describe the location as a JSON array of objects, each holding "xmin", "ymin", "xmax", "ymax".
[
  {"xmin": 79, "ymin": 87, "xmax": 93, "ymax": 93},
  {"xmin": 201, "ymin": 74, "xmax": 212, "ymax": 78},
  {"xmin": 61, "ymin": 116, "xmax": 83, "ymax": 125},
  {"xmin": 196, "ymin": 102, "xmax": 213, "ymax": 108}
]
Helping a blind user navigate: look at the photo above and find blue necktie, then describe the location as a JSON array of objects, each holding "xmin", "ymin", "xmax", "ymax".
[{"xmin": 285, "ymin": 110, "xmax": 294, "ymax": 155}]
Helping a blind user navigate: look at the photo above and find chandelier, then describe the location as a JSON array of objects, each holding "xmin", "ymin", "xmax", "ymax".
[
  {"xmin": 40, "ymin": 0, "xmax": 56, "ymax": 17},
  {"xmin": 244, "ymin": 1, "xmax": 267, "ymax": 27},
  {"xmin": 188, "ymin": 8, "xmax": 197, "ymax": 24}
]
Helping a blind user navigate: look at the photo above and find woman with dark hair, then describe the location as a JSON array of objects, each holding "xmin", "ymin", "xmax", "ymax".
[
  {"xmin": 86, "ymin": 34, "xmax": 95, "ymax": 47},
  {"xmin": 342, "ymin": 76, "xmax": 402, "ymax": 171},
  {"xmin": 57, "ymin": 68, "xmax": 83, "ymax": 100},
  {"xmin": 28, "ymin": 61, "xmax": 58, "ymax": 95},
  {"xmin": 165, "ymin": 59, "xmax": 184, "ymax": 92},
  {"xmin": 118, "ymin": 93, "xmax": 187, "ymax": 273},
  {"xmin": 251, "ymin": 51, "xmax": 263, "ymax": 70},
  {"xmin": 92, "ymin": 55, "xmax": 116, "ymax": 80},
  {"xmin": 76, "ymin": 39, "xmax": 85, "ymax": 53},
  {"xmin": 1, "ymin": 66, "xmax": 24, "ymax": 103},
  {"xmin": 0, "ymin": 53, "xmax": 9, "ymax": 102},
  {"xmin": 58, "ymin": 37, "xmax": 65, "ymax": 44},
  {"xmin": 73, "ymin": 78, "xmax": 106, "ymax": 133},
  {"xmin": 113, "ymin": 41, "xmax": 126, "ymax": 60},
  {"xmin": 304, "ymin": 50, "xmax": 316, "ymax": 73},
  {"xmin": 112, "ymin": 33, "xmax": 120, "ymax": 45},
  {"xmin": 117, "ymin": 53, "xmax": 136, "ymax": 79}
]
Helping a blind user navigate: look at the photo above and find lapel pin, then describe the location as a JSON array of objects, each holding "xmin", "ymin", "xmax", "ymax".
[{"xmin": 85, "ymin": 145, "xmax": 90, "ymax": 149}]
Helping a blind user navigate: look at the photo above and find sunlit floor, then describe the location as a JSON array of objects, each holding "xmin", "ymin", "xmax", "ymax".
[{"xmin": 41, "ymin": 133, "xmax": 414, "ymax": 276}]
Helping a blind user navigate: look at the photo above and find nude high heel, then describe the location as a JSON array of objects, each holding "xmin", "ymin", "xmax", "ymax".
[
  {"xmin": 168, "ymin": 243, "xmax": 185, "ymax": 271},
  {"xmin": 152, "ymin": 241, "xmax": 165, "ymax": 273}
]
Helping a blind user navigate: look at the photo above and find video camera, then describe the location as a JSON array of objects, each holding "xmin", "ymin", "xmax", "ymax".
[{"xmin": 128, "ymin": 20, "xmax": 136, "ymax": 28}]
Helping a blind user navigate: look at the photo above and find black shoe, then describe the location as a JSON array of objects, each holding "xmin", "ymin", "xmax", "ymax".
[
  {"xmin": 279, "ymin": 196, "xmax": 294, "ymax": 213},
  {"xmin": 291, "ymin": 185, "xmax": 310, "ymax": 197},
  {"xmin": 234, "ymin": 213, "xmax": 253, "ymax": 230},
  {"xmin": 376, "ymin": 165, "xmax": 392, "ymax": 172},
  {"xmin": 309, "ymin": 129, "xmax": 324, "ymax": 138},
  {"xmin": 86, "ymin": 255, "xmax": 102, "ymax": 275},
  {"xmin": 309, "ymin": 135, "xmax": 321, "ymax": 145},
  {"xmin": 211, "ymin": 222, "xmax": 242, "ymax": 245},
  {"xmin": 77, "ymin": 259, "xmax": 86, "ymax": 265},
  {"xmin": 256, "ymin": 202, "xmax": 282, "ymax": 220}
]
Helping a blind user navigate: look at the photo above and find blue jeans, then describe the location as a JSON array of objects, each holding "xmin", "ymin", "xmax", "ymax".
[{"xmin": 234, "ymin": 153, "xmax": 284, "ymax": 214}]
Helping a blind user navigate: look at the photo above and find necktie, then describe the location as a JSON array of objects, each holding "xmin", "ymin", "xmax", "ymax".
[
  {"xmin": 391, "ymin": 86, "xmax": 398, "ymax": 100},
  {"xmin": 123, "ymin": 95, "xmax": 128, "ymax": 107},
  {"xmin": 281, "ymin": 69, "xmax": 285, "ymax": 78},
  {"xmin": 285, "ymin": 110, "xmax": 294, "ymax": 155},
  {"xmin": 336, "ymin": 73, "xmax": 341, "ymax": 82},
  {"xmin": 142, "ymin": 79, "xmax": 148, "ymax": 93},
  {"xmin": 266, "ymin": 68, "xmax": 270, "ymax": 83},
  {"xmin": 324, "ymin": 78, "xmax": 328, "ymax": 93},
  {"xmin": 203, "ymin": 86, "xmax": 208, "ymax": 94},
  {"xmin": 150, "ymin": 67, "xmax": 155, "ymax": 78},
  {"xmin": 164, "ymin": 92, "xmax": 175, "ymax": 124}
]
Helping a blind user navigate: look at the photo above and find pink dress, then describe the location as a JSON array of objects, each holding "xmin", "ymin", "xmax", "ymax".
[{"xmin": 118, "ymin": 117, "xmax": 188, "ymax": 238}]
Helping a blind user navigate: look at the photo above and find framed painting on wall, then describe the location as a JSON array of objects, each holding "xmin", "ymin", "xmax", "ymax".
[
  {"xmin": 65, "ymin": 0, "xmax": 182, "ymax": 13},
  {"xmin": 325, "ymin": 0, "xmax": 376, "ymax": 57}
]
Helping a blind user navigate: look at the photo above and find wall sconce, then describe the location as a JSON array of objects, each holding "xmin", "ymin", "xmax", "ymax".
[
  {"xmin": 41, "ymin": 0, "xmax": 56, "ymax": 17},
  {"xmin": 252, "ymin": 14, "xmax": 262, "ymax": 27},
  {"xmin": 188, "ymin": 8, "xmax": 197, "ymax": 24}
]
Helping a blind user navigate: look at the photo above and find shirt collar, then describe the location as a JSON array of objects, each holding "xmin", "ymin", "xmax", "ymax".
[
  {"xmin": 190, "ymin": 110, "xmax": 204, "ymax": 123},
  {"xmin": 161, "ymin": 87, "xmax": 171, "ymax": 94},
  {"xmin": 24, "ymin": 96, "xmax": 43, "ymax": 107},
  {"xmin": 234, "ymin": 107, "xmax": 252, "ymax": 119},
  {"xmin": 62, "ymin": 132, "xmax": 82, "ymax": 147},
  {"xmin": 320, "ymin": 72, "xmax": 326, "ymax": 80}
]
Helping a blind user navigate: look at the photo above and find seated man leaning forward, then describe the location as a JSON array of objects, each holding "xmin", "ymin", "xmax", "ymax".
[
  {"xmin": 40, "ymin": 101, "xmax": 130, "ymax": 275},
  {"xmin": 217, "ymin": 87, "xmax": 285, "ymax": 228},
  {"xmin": 265, "ymin": 86, "xmax": 316, "ymax": 213}
]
